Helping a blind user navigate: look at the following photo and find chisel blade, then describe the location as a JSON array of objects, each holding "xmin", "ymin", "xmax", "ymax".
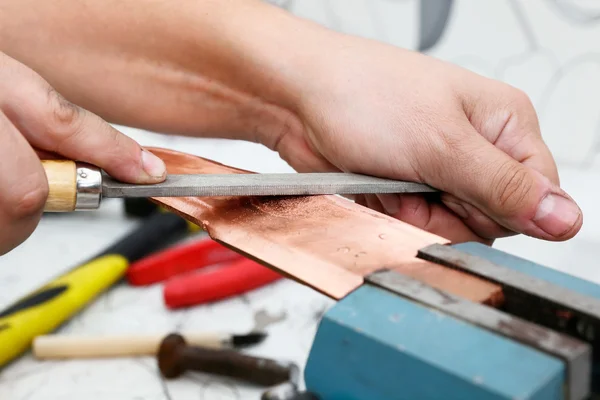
[{"xmin": 101, "ymin": 173, "xmax": 437, "ymax": 198}]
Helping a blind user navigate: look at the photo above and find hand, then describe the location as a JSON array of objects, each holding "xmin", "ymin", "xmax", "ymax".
[
  {"xmin": 0, "ymin": 52, "xmax": 166, "ymax": 255},
  {"xmin": 0, "ymin": 1, "xmax": 581, "ymax": 245},
  {"xmin": 266, "ymin": 36, "xmax": 582, "ymax": 244}
]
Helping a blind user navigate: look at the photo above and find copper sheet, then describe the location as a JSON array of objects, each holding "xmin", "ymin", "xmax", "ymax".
[{"xmin": 148, "ymin": 148, "xmax": 503, "ymax": 304}]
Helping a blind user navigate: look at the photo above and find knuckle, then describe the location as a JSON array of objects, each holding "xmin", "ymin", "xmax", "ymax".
[
  {"xmin": 508, "ymin": 86, "xmax": 533, "ymax": 107},
  {"xmin": 492, "ymin": 82, "xmax": 534, "ymax": 115},
  {"xmin": 46, "ymin": 87, "xmax": 83, "ymax": 134},
  {"xmin": 494, "ymin": 84, "xmax": 542, "ymax": 140},
  {"xmin": 506, "ymin": 87, "xmax": 538, "ymax": 119},
  {"xmin": 45, "ymin": 87, "xmax": 87, "ymax": 153},
  {"xmin": 490, "ymin": 162, "xmax": 534, "ymax": 212}
]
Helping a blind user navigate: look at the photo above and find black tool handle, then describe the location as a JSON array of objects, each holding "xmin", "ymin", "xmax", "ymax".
[{"xmin": 99, "ymin": 211, "xmax": 189, "ymax": 263}]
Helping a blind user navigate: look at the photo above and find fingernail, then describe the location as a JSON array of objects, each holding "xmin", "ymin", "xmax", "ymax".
[
  {"xmin": 533, "ymin": 193, "xmax": 581, "ymax": 237},
  {"xmin": 443, "ymin": 200, "xmax": 469, "ymax": 219},
  {"xmin": 141, "ymin": 150, "xmax": 166, "ymax": 179},
  {"xmin": 378, "ymin": 194, "xmax": 401, "ymax": 216}
]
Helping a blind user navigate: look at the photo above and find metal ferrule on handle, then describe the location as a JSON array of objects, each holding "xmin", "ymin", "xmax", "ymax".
[{"xmin": 74, "ymin": 163, "xmax": 102, "ymax": 209}]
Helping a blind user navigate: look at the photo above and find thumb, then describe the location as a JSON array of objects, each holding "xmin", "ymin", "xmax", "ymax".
[
  {"xmin": 3, "ymin": 54, "xmax": 166, "ymax": 184},
  {"xmin": 429, "ymin": 133, "xmax": 582, "ymax": 241},
  {"xmin": 28, "ymin": 89, "xmax": 166, "ymax": 183}
]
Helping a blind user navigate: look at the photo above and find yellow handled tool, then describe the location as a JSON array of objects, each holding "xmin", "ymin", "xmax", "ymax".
[
  {"xmin": 0, "ymin": 211, "xmax": 191, "ymax": 368},
  {"xmin": 0, "ymin": 255, "xmax": 128, "ymax": 366}
]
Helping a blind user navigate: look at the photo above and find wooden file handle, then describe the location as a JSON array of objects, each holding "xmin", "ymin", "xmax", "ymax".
[
  {"xmin": 42, "ymin": 160, "xmax": 78, "ymax": 212},
  {"xmin": 41, "ymin": 160, "xmax": 102, "ymax": 212}
]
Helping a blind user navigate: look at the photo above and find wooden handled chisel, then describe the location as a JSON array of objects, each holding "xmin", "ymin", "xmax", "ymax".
[{"xmin": 42, "ymin": 160, "xmax": 438, "ymax": 212}]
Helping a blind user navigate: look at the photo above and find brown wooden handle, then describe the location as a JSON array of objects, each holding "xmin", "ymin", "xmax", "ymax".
[{"xmin": 42, "ymin": 160, "xmax": 77, "ymax": 212}]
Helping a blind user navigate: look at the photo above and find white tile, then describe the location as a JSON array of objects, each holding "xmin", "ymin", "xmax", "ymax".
[
  {"xmin": 518, "ymin": 0, "xmax": 600, "ymax": 61},
  {"xmin": 539, "ymin": 61, "xmax": 600, "ymax": 165},
  {"xmin": 429, "ymin": 0, "xmax": 531, "ymax": 73}
]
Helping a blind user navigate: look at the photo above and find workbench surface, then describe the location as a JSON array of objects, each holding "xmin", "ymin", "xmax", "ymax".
[
  {"xmin": 4, "ymin": 1, "xmax": 600, "ymax": 398},
  {"xmin": 0, "ymin": 132, "xmax": 335, "ymax": 400}
]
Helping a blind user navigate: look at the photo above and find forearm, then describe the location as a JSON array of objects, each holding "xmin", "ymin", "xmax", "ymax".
[{"xmin": 0, "ymin": 0, "xmax": 329, "ymax": 143}]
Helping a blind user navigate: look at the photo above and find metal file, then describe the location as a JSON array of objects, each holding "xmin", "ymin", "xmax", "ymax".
[
  {"xmin": 41, "ymin": 159, "xmax": 438, "ymax": 211},
  {"xmin": 101, "ymin": 172, "xmax": 437, "ymax": 198}
]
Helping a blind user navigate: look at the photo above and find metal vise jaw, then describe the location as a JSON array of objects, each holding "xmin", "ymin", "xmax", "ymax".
[{"xmin": 303, "ymin": 242, "xmax": 600, "ymax": 400}]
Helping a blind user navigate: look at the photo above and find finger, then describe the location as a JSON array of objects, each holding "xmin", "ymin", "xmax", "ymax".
[
  {"xmin": 384, "ymin": 194, "xmax": 429, "ymax": 227},
  {"xmin": 511, "ymin": 134, "xmax": 559, "ymax": 186},
  {"xmin": 1, "ymin": 57, "xmax": 165, "ymax": 183},
  {"xmin": 379, "ymin": 191, "xmax": 509, "ymax": 241},
  {"xmin": 441, "ymin": 193, "xmax": 516, "ymax": 240},
  {"xmin": 354, "ymin": 194, "xmax": 368, "ymax": 208},
  {"xmin": 467, "ymin": 83, "xmax": 560, "ymax": 185},
  {"xmin": 455, "ymin": 84, "xmax": 573, "ymax": 239},
  {"xmin": 365, "ymin": 194, "xmax": 385, "ymax": 214},
  {"xmin": 26, "ymin": 88, "xmax": 165, "ymax": 183},
  {"xmin": 34, "ymin": 148, "xmax": 61, "ymax": 159},
  {"xmin": 0, "ymin": 112, "xmax": 48, "ymax": 255},
  {"xmin": 357, "ymin": 193, "xmax": 488, "ymax": 243},
  {"xmin": 384, "ymin": 193, "xmax": 491, "ymax": 244},
  {"xmin": 420, "ymin": 123, "xmax": 582, "ymax": 241},
  {"xmin": 377, "ymin": 194, "xmax": 401, "ymax": 216}
]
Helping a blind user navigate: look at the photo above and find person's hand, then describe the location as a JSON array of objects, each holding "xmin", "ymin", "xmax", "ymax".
[
  {"xmin": 0, "ymin": 52, "xmax": 167, "ymax": 255},
  {"xmin": 0, "ymin": 0, "xmax": 580, "ymax": 246},
  {"xmin": 265, "ymin": 36, "xmax": 581, "ymax": 244}
]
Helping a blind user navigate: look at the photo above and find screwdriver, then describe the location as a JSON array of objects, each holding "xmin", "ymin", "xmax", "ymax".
[{"xmin": 41, "ymin": 160, "xmax": 437, "ymax": 212}]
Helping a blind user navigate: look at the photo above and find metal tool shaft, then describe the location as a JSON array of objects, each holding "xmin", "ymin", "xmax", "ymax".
[{"xmin": 102, "ymin": 173, "xmax": 437, "ymax": 198}]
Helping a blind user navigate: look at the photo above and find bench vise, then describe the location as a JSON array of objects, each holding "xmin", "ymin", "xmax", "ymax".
[{"xmin": 299, "ymin": 242, "xmax": 600, "ymax": 400}]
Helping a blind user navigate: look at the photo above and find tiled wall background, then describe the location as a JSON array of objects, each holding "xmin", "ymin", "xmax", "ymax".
[{"xmin": 289, "ymin": 0, "xmax": 600, "ymax": 168}]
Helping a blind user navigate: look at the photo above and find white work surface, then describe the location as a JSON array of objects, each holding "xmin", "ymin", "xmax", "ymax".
[{"xmin": 4, "ymin": 1, "xmax": 600, "ymax": 399}]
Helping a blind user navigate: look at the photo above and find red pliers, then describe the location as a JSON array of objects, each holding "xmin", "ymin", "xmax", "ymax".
[{"xmin": 126, "ymin": 237, "xmax": 282, "ymax": 309}]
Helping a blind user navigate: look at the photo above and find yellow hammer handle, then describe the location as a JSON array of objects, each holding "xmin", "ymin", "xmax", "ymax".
[{"xmin": 41, "ymin": 160, "xmax": 102, "ymax": 212}]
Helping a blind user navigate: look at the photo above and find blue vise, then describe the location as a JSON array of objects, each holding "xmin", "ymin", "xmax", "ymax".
[{"xmin": 301, "ymin": 242, "xmax": 600, "ymax": 400}]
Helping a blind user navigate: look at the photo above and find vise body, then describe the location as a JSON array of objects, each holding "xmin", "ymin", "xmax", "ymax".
[{"xmin": 300, "ymin": 242, "xmax": 600, "ymax": 400}]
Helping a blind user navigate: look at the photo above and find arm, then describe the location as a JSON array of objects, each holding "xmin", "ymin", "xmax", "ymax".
[
  {"xmin": 0, "ymin": 0, "xmax": 582, "ymax": 249},
  {"xmin": 0, "ymin": 0, "xmax": 321, "ymax": 144}
]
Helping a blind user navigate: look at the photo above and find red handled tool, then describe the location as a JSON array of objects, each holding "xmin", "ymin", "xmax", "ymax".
[
  {"xmin": 127, "ymin": 239, "xmax": 241, "ymax": 286},
  {"xmin": 163, "ymin": 257, "xmax": 282, "ymax": 309},
  {"xmin": 126, "ymin": 238, "xmax": 282, "ymax": 309}
]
